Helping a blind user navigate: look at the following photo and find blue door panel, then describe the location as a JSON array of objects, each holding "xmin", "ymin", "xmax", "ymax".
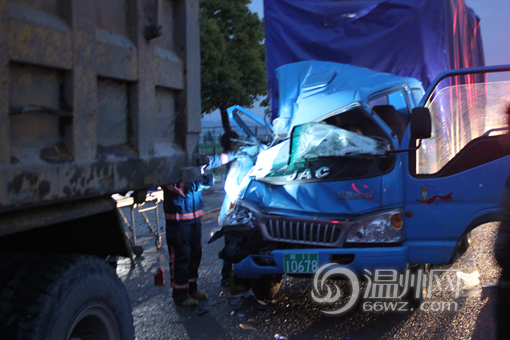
[{"xmin": 405, "ymin": 155, "xmax": 510, "ymax": 263}]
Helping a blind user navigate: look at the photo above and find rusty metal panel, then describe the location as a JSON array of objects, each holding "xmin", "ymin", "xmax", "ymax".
[
  {"xmin": 156, "ymin": 0, "xmax": 176, "ymax": 51},
  {"xmin": 1, "ymin": 154, "xmax": 186, "ymax": 214},
  {"xmin": 8, "ymin": 3, "xmax": 72, "ymax": 69},
  {"xmin": 154, "ymin": 87, "xmax": 177, "ymax": 150},
  {"xmin": 95, "ymin": 0, "xmax": 130, "ymax": 36},
  {"xmin": 9, "ymin": 64, "xmax": 64, "ymax": 154},
  {"xmin": 11, "ymin": 0, "xmax": 63, "ymax": 15},
  {"xmin": 96, "ymin": 30, "xmax": 138, "ymax": 81},
  {"xmin": 97, "ymin": 78, "xmax": 129, "ymax": 147},
  {"xmin": 173, "ymin": 0, "xmax": 201, "ymax": 137},
  {"xmin": 155, "ymin": 47, "xmax": 184, "ymax": 90},
  {"xmin": 0, "ymin": 0, "xmax": 201, "ymax": 216}
]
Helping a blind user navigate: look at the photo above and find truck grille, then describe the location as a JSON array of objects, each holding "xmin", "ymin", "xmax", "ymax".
[{"xmin": 260, "ymin": 216, "xmax": 350, "ymax": 247}]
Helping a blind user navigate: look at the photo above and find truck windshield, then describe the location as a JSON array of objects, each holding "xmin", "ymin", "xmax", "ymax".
[
  {"xmin": 289, "ymin": 123, "xmax": 388, "ymax": 164},
  {"xmin": 255, "ymin": 122, "xmax": 394, "ymax": 184},
  {"xmin": 251, "ymin": 108, "xmax": 394, "ymax": 183}
]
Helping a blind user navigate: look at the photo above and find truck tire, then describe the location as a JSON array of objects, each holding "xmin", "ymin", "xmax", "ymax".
[
  {"xmin": 249, "ymin": 274, "xmax": 282, "ymax": 301},
  {"xmin": 0, "ymin": 254, "xmax": 134, "ymax": 340},
  {"xmin": 0, "ymin": 253, "xmax": 37, "ymax": 295}
]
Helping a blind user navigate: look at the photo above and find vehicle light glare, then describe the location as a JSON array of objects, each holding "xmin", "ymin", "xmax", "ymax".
[{"xmin": 346, "ymin": 209, "xmax": 403, "ymax": 243}]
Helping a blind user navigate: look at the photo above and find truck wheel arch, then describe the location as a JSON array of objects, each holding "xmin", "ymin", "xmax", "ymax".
[{"xmin": 449, "ymin": 213, "xmax": 499, "ymax": 263}]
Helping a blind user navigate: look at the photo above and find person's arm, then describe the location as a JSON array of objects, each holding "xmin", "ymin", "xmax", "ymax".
[
  {"xmin": 204, "ymin": 151, "xmax": 237, "ymax": 170},
  {"xmin": 187, "ymin": 173, "xmax": 214, "ymax": 192}
]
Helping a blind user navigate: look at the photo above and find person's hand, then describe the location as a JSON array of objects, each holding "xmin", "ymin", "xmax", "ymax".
[{"xmin": 195, "ymin": 154, "xmax": 210, "ymax": 166}]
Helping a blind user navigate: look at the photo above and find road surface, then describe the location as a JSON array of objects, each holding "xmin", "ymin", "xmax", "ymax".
[{"xmin": 117, "ymin": 199, "xmax": 500, "ymax": 340}]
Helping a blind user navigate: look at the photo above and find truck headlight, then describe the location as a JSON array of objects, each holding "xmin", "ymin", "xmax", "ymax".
[
  {"xmin": 346, "ymin": 209, "xmax": 403, "ymax": 243},
  {"xmin": 223, "ymin": 201, "xmax": 260, "ymax": 227}
]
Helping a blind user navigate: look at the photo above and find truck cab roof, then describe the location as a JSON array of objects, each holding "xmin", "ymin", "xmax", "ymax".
[{"xmin": 274, "ymin": 60, "xmax": 423, "ymax": 135}]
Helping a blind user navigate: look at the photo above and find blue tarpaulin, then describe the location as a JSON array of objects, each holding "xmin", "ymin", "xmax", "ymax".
[{"xmin": 264, "ymin": 0, "xmax": 485, "ymax": 116}]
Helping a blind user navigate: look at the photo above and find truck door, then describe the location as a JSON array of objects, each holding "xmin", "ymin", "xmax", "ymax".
[
  {"xmin": 404, "ymin": 66, "xmax": 510, "ymax": 264},
  {"xmin": 227, "ymin": 105, "xmax": 273, "ymax": 144}
]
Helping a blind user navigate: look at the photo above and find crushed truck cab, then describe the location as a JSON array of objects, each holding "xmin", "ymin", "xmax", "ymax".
[{"xmin": 212, "ymin": 61, "xmax": 510, "ymax": 294}]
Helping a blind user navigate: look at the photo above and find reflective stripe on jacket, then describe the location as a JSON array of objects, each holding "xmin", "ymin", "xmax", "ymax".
[{"xmin": 162, "ymin": 174, "xmax": 213, "ymax": 223}]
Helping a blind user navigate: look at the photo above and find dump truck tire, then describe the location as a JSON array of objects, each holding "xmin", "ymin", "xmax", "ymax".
[
  {"xmin": 0, "ymin": 253, "xmax": 37, "ymax": 295},
  {"xmin": 0, "ymin": 254, "xmax": 134, "ymax": 340}
]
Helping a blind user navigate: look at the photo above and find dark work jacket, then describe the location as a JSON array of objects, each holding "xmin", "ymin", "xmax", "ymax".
[{"xmin": 162, "ymin": 174, "xmax": 214, "ymax": 224}]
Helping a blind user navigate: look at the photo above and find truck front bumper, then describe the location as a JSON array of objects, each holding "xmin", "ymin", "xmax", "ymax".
[{"xmin": 233, "ymin": 246, "xmax": 409, "ymax": 278}]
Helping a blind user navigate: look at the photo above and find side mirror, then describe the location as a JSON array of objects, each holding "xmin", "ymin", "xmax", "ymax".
[
  {"xmin": 386, "ymin": 107, "xmax": 431, "ymax": 155},
  {"xmin": 410, "ymin": 107, "xmax": 432, "ymax": 140}
]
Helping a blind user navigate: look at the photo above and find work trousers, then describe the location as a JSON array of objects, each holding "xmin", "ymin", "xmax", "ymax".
[
  {"xmin": 221, "ymin": 238, "xmax": 233, "ymax": 281},
  {"xmin": 166, "ymin": 220, "xmax": 202, "ymax": 302}
]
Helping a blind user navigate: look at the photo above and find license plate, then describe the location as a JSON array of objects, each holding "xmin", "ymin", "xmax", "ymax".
[{"xmin": 283, "ymin": 253, "xmax": 319, "ymax": 274}]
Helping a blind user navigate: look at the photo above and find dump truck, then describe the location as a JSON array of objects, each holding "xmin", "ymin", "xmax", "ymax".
[{"xmin": 0, "ymin": 0, "xmax": 200, "ymax": 338}]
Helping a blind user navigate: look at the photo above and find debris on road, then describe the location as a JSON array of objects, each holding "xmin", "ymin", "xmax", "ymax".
[{"xmin": 239, "ymin": 324, "xmax": 257, "ymax": 331}]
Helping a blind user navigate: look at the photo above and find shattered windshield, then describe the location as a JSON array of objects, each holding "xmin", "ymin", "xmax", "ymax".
[{"xmin": 289, "ymin": 123, "xmax": 388, "ymax": 165}]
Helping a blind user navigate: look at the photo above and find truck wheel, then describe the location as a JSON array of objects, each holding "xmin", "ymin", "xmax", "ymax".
[
  {"xmin": 457, "ymin": 231, "xmax": 472, "ymax": 257},
  {"xmin": 0, "ymin": 254, "xmax": 134, "ymax": 340},
  {"xmin": 249, "ymin": 274, "xmax": 282, "ymax": 301},
  {"xmin": 0, "ymin": 253, "xmax": 36, "ymax": 294}
]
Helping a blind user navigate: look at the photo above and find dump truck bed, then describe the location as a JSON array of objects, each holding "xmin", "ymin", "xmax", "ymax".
[{"xmin": 0, "ymin": 0, "xmax": 200, "ymax": 215}]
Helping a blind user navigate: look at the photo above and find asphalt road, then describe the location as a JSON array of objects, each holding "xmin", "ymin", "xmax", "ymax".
[{"xmin": 116, "ymin": 196, "xmax": 501, "ymax": 340}]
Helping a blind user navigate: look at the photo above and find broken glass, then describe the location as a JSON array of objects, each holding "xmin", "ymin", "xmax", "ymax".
[{"xmin": 289, "ymin": 123, "xmax": 388, "ymax": 165}]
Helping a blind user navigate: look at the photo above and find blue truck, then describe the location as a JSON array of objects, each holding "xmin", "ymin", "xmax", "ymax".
[
  {"xmin": 213, "ymin": 60, "xmax": 510, "ymax": 305},
  {"xmin": 209, "ymin": 0, "xmax": 510, "ymax": 306}
]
